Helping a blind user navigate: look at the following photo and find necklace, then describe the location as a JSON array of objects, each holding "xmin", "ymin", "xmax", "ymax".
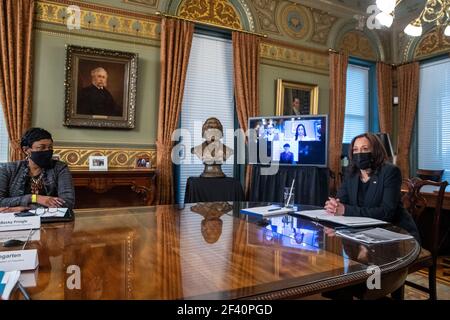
[{"xmin": 30, "ymin": 173, "xmax": 44, "ymax": 194}]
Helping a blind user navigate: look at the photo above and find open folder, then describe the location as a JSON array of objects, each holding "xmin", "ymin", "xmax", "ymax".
[
  {"xmin": 240, "ymin": 205, "xmax": 295, "ymax": 217},
  {"xmin": 294, "ymin": 209, "xmax": 388, "ymax": 227}
]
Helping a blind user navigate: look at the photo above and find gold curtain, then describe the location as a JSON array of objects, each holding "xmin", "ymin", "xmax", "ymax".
[
  {"xmin": 155, "ymin": 206, "xmax": 183, "ymax": 299},
  {"xmin": 0, "ymin": 0, "xmax": 35, "ymax": 161},
  {"xmin": 232, "ymin": 32, "xmax": 260, "ymax": 197},
  {"xmin": 376, "ymin": 62, "xmax": 393, "ymax": 136},
  {"xmin": 397, "ymin": 62, "xmax": 419, "ymax": 179},
  {"xmin": 328, "ymin": 51, "xmax": 348, "ymax": 193},
  {"xmin": 156, "ymin": 18, "xmax": 194, "ymax": 205}
]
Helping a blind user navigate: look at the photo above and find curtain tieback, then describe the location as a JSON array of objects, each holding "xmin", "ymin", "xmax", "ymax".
[
  {"xmin": 10, "ymin": 139, "xmax": 21, "ymax": 151},
  {"xmin": 156, "ymin": 141, "xmax": 173, "ymax": 163}
]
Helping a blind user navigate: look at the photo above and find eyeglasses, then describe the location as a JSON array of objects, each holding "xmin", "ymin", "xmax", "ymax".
[{"xmin": 35, "ymin": 208, "xmax": 66, "ymax": 216}]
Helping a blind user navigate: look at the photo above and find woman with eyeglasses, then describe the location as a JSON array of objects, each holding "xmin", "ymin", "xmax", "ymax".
[{"xmin": 0, "ymin": 128, "xmax": 75, "ymax": 211}]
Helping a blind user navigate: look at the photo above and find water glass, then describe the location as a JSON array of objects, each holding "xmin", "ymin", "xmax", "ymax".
[{"xmin": 284, "ymin": 187, "xmax": 295, "ymax": 208}]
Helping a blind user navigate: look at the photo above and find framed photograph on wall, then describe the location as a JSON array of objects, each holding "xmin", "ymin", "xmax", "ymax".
[
  {"xmin": 276, "ymin": 79, "xmax": 319, "ymax": 116},
  {"xmin": 135, "ymin": 156, "xmax": 151, "ymax": 168},
  {"xmin": 89, "ymin": 156, "xmax": 108, "ymax": 171},
  {"xmin": 64, "ymin": 45, "xmax": 138, "ymax": 129}
]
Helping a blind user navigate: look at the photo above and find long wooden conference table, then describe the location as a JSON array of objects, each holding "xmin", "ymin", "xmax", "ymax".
[{"xmin": 5, "ymin": 202, "xmax": 420, "ymax": 300}]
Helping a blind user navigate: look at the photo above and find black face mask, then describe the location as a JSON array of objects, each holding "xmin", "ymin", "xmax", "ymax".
[
  {"xmin": 30, "ymin": 150, "xmax": 54, "ymax": 169},
  {"xmin": 352, "ymin": 152, "xmax": 373, "ymax": 170}
]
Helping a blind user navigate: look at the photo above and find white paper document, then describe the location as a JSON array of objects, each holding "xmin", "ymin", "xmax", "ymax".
[
  {"xmin": 336, "ymin": 228, "xmax": 414, "ymax": 244},
  {"xmin": 295, "ymin": 209, "xmax": 388, "ymax": 227},
  {"xmin": 241, "ymin": 205, "xmax": 295, "ymax": 217}
]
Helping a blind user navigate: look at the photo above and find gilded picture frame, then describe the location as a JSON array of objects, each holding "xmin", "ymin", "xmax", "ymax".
[
  {"xmin": 64, "ymin": 45, "xmax": 138, "ymax": 129},
  {"xmin": 276, "ymin": 79, "xmax": 319, "ymax": 116}
]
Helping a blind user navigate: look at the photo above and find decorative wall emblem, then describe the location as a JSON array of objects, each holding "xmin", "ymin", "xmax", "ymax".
[
  {"xmin": 338, "ymin": 31, "xmax": 377, "ymax": 60},
  {"xmin": 310, "ymin": 9, "xmax": 337, "ymax": 45},
  {"xmin": 278, "ymin": 4, "xmax": 312, "ymax": 40},
  {"xmin": 250, "ymin": 0, "xmax": 279, "ymax": 33},
  {"xmin": 177, "ymin": 0, "xmax": 242, "ymax": 29},
  {"xmin": 414, "ymin": 26, "xmax": 450, "ymax": 59}
]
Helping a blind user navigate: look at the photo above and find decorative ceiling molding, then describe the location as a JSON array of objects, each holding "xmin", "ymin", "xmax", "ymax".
[
  {"xmin": 414, "ymin": 26, "xmax": 450, "ymax": 59},
  {"xmin": 260, "ymin": 39, "xmax": 329, "ymax": 72},
  {"xmin": 123, "ymin": 0, "xmax": 159, "ymax": 8},
  {"xmin": 309, "ymin": 8, "xmax": 338, "ymax": 45},
  {"xmin": 338, "ymin": 30, "xmax": 377, "ymax": 61},
  {"xmin": 176, "ymin": 0, "xmax": 242, "ymax": 30},
  {"xmin": 250, "ymin": 0, "xmax": 279, "ymax": 34},
  {"xmin": 236, "ymin": 0, "xmax": 255, "ymax": 31},
  {"xmin": 35, "ymin": 0, "xmax": 160, "ymax": 40}
]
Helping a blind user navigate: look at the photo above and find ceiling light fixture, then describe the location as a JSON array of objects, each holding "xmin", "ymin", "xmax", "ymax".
[{"xmin": 376, "ymin": 0, "xmax": 450, "ymax": 37}]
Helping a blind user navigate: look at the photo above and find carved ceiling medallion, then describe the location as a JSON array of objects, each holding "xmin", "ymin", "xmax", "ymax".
[{"xmin": 278, "ymin": 4, "xmax": 313, "ymax": 40}]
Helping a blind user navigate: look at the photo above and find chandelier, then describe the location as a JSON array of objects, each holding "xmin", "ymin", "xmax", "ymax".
[{"xmin": 375, "ymin": 0, "xmax": 450, "ymax": 37}]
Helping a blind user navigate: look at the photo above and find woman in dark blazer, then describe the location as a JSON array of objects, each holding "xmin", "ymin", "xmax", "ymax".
[
  {"xmin": 0, "ymin": 128, "xmax": 75, "ymax": 210},
  {"xmin": 325, "ymin": 133, "xmax": 419, "ymax": 241}
]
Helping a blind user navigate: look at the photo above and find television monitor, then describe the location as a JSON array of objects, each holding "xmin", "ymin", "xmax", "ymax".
[{"xmin": 248, "ymin": 114, "xmax": 328, "ymax": 167}]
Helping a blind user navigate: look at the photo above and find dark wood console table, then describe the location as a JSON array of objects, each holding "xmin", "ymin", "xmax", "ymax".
[{"xmin": 71, "ymin": 169, "xmax": 156, "ymax": 209}]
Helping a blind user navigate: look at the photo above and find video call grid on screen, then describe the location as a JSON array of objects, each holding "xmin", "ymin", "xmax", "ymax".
[{"xmin": 248, "ymin": 115, "xmax": 328, "ymax": 167}]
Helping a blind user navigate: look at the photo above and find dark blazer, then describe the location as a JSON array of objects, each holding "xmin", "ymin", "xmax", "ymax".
[
  {"xmin": 280, "ymin": 151, "xmax": 294, "ymax": 164},
  {"xmin": 0, "ymin": 160, "xmax": 75, "ymax": 209},
  {"xmin": 337, "ymin": 163, "xmax": 420, "ymax": 241},
  {"xmin": 77, "ymin": 84, "xmax": 122, "ymax": 116}
]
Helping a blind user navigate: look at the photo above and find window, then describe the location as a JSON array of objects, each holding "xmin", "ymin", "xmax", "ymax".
[
  {"xmin": 342, "ymin": 64, "xmax": 370, "ymax": 144},
  {"xmin": 0, "ymin": 104, "xmax": 8, "ymax": 162},
  {"xmin": 177, "ymin": 33, "xmax": 235, "ymax": 204},
  {"xmin": 418, "ymin": 57, "xmax": 450, "ymax": 182}
]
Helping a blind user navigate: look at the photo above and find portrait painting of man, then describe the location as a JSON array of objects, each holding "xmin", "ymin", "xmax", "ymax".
[
  {"xmin": 276, "ymin": 79, "xmax": 319, "ymax": 116},
  {"xmin": 77, "ymin": 65, "xmax": 123, "ymax": 117},
  {"xmin": 64, "ymin": 45, "xmax": 138, "ymax": 129}
]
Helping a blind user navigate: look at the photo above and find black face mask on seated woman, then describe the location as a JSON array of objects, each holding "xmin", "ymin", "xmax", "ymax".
[
  {"xmin": 352, "ymin": 152, "xmax": 373, "ymax": 170},
  {"xmin": 30, "ymin": 150, "xmax": 54, "ymax": 169}
]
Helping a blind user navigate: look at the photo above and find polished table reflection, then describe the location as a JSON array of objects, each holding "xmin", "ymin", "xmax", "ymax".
[{"xmin": 5, "ymin": 202, "xmax": 420, "ymax": 300}]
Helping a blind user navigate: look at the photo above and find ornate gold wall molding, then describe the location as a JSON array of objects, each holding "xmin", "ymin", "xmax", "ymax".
[
  {"xmin": 414, "ymin": 26, "xmax": 450, "ymax": 59},
  {"xmin": 177, "ymin": 0, "xmax": 242, "ymax": 29},
  {"xmin": 260, "ymin": 39, "xmax": 329, "ymax": 72},
  {"xmin": 35, "ymin": 0, "xmax": 160, "ymax": 41},
  {"xmin": 54, "ymin": 146, "xmax": 157, "ymax": 169},
  {"xmin": 310, "ymin": 8, "xmax": 337, "ymax": 45},
  {"xmin": 338, "ymin": 31, "xmax": 377, "ymax": 61},
  {"xmin": 250, "ymin": 0, "xmax": 279, "ymax": 33},
  {"xmin": 123, "ymin": 0, "xmax": 159, "ymax": 8}
]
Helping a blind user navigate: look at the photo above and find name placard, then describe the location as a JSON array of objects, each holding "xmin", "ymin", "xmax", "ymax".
[
  {"xmin": 0, "ymin": 230, "xmax": 41, "ymax": 243},
  {"xmin": 0, "ymin": 214, "xmax": 40, "ymax": 232},
  {"xmin": 0, "ymin": 250, "xmax": 39, "ymax": 272},
  {"xmin": 19, "ymin": 269, "xmax": 38, "ymax": 288}
]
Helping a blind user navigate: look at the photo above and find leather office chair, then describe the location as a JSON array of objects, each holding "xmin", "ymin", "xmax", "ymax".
[
  {"xmin": 416, "ymin": 169, "xmax": 444, "ymax": 182},
  {"xmin": 400, "ymin": 177, "xmax": 448, "ymax": 300}
]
